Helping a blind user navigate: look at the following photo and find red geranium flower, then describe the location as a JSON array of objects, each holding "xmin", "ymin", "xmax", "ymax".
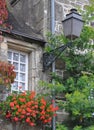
[
  {"xmin": 10, "ymin": 102, "xmax": 14, "ymax": 107},
  {"xmin": 0, "ymin": 91, "xmax": 59, "ymax": 126}
]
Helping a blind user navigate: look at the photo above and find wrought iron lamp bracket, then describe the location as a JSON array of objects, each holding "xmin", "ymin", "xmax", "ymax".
[
  {"xmin": 10, "ymin": 0, "xmax": 21, "ymax": 7},
  {"xmin": 43, "ymin": 42, "xmax": 72, "ymax": 71}
]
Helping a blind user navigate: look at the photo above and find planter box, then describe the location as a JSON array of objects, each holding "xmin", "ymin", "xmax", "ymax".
[{"xmin": 0, "ymin": 120, "xmax": 42, "ymax": 130}]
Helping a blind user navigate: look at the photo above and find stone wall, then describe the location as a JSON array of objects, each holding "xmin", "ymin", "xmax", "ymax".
[
  {"xmin": 43, "ymin": 0, "xmax": 89, "ymax": 35},
  {"xmin": 6, "ymin": 0, "xmax": 89, "ymax": 40},
  {"xmin": 0, "ymin": 36, "xmax": 7, "ymax": 61}
]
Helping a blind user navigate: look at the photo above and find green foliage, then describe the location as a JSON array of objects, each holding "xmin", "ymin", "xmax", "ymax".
[
  {"xmin": 85, "ymin": 125, "xmax": 94, "ymax": 130},
  {"xmin": 38, "ymin": 80, "xmax": 65, "ymax": 97},
  {"xmin": 65, "ymin": 75, "xmax": 94, "ymax": 126},
  {"xmin": 81, "ymin": 0, "xmax": 94, "ymax": 24},
  {"xmin": 56, "ymin": 123, "xmax": 68, "ymax": 130},
  {"xmin": 42, "ymin": 0, "xmax": 94, "ymax": 128},
  {"xmin": 76, "ymin": 75, "xmax": 94, "ymax": 90},
  {"xmin": 73, "ymin": 126, "xmax": 83, "ymax": 130},
  {"xmin": 65, "ymin": 90, "xmax": 91, "ymax": 119},
  {"xmin": 64, "ymin": 77, "xmax": 75, "ymax": 93},
  {"xmin": 56, "ymin": 124, "xmax": 94, "ymax": 130},
  {"xmin": 45, "ymin": 32, "xmax": 69, "ymax": 52}
]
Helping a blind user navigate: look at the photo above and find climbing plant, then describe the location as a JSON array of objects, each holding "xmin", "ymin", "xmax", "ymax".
[{"xmin": 43, "ymin": 0, "xmax": 94, "ymax": 128}]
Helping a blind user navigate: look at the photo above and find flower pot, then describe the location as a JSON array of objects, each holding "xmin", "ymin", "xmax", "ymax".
[
  {"xmin": 12, "ymin": 123, "xmax": 42, "ymax": 130},
  {"xmin": 0, "ymin": 120, "xmax": 42, "ymax": 130},
  {"xmin": 0, "ymin": 117, "xmax": 12, "ymax": 130}
]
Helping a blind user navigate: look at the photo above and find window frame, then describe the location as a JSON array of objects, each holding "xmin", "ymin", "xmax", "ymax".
[
  {"xmin": 5, "ymin": 36, "xmax": 43, "ymax": 92},
  {"xmin": 8, "ymin": 49, "xmax": 28, "ymax": 92}
]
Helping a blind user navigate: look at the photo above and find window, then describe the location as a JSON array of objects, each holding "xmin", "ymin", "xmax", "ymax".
[{"xmin": 8, "ymin": 50, "xmax": 28, "ymax": 92}]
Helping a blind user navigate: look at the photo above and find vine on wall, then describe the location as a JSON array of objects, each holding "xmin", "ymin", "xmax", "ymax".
[{"xmin": 0, "ymin": 0, "xmax": 8, "ymax": 27}]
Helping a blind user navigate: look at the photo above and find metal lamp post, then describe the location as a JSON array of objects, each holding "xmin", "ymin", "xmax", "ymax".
[
  {"xmin": 43, "ymin": 8, "xmax": 84, "ymax": 130},
  {"xmin": 43, "ymin": 9, "xmax": 84, "ymax": 71}
]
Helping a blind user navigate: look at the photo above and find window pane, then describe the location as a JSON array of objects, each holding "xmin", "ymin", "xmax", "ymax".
[
  {"xmin": 13, "ymin": 62, "xmax": 18, "ymax": 70},
  {"xmin": 13, "ymin": 53, "xmax": 19, "ymax": 61},
  {"xmin": 20, "ymin": 54, "xmax": 26, "ymax": 62},
  {"xmin": 8, "ymin": 51, "xmax": 12, "ymax": 60},
  {"xmin": 20, "ymin": 73, "xmax": 25, "ymax": 81},
  {"xmin": 19, "ymin": 82, "xmax": 25, "ymax": 91},
  {"xmin": 20, "ymin": 64, "xmax": 25, "ymax": 72},
  {"xmin": 8, "ymin": 61, "xmax": 12, "ymax": 64},
  {"xmin": 15, "ymin": 72, "xmax": 18, "ymax": 80},
  {"xmin": 12, "ymin": 81, "xmax": 18, "ymax": 91}
]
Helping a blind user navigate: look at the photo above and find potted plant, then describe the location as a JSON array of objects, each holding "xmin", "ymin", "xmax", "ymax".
[{"xmin": 0, "ymin": 91, "xmax": 58, "ymax": 130}]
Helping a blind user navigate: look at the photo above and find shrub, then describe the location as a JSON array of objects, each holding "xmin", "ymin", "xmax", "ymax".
[
  {"xmin": 73, "ymin": 126, "xmax": 83, "ymax": 130},
  {"xmin": 56, "ymin": 123, "xmax": 68, "ymax": 130},
  {"xmin": 85, "ymin": 125, "xmax": 94, "ymax": 130}
]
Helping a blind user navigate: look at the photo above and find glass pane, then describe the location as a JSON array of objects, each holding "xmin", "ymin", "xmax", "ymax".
[
  {"xmin": 19, "ymin": 82, "xmax": 25, "ymax": 91},
  {"xmin": 8, "ymin": 61, "xmax": 12, "ymax": 64},
  {"xmin": 20, "ymin": 73, "xmax": 25, "ymax": 81},
  {"xmin": 12, "ymin": 82, "xmax": 18, "ymax": 91},
  {"xmin": 13, "ymin": 53, "xmax": 19, "ymax": 61},
  {"xmin": 15, "ymin": 72, "xmax": 18, "ymax": 80},
  {"xmin": 20, "ymin": 64, "xmax": 25, "ymax": 72},
  {"xmin": 8, "ymin": 51, "xmax": 12, "ymax": 60},
  {"xmin": 20, "ymin": 54, "xmax": 26, "ymax": 62},
  {"xmin": 13, "ymin": 62, "xmax": 18, "ymax": 70}
]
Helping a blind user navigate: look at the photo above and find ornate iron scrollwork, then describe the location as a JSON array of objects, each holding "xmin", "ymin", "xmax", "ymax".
[
  {"xmin": 10, "ymin": 0, "xmax": 20, "ymax": 7},
  {"xmin": 43, "ymin": 42, "xmax": 72, "ymax": 71}
]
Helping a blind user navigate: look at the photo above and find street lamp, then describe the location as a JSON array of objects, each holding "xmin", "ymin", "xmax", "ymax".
[
  {"xmin": 43, "ymin": 8, "xmax": 84, "ymax": 130},
  {"xmin": 43, "ymin": 8, "xmax": 84, "ymax": 71}
]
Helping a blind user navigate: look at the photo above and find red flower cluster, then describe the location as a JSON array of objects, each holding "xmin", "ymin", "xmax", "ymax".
[
  {"xmin": 39, "ymin": 98, "xmax": 58, "ymax": 124},
  {"xmin": 0, "ymin": 91, "xmax": 58, "ymax": 126},
  {"xmin": 0, "ymin": 0, "xmax": 8, "ymax": 25},
  {"xmin": 0, "ymin": 61, "xmax": 16, "ymax": 87}
]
